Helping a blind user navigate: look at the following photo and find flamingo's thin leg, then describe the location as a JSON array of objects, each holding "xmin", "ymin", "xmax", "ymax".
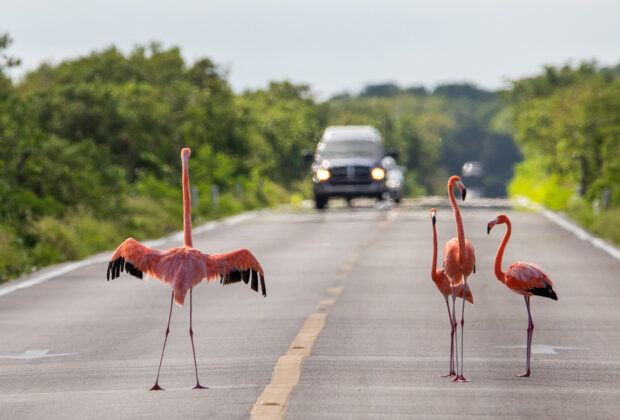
[
  {"xmin": 451, "ymin": 284, "xmax": 459, "ymax": 381},
  {"xmin": 150, "ymin": 291, "xmax": 174, "ymax": 391},
  {"xmin": 518, "ymin": 296, "xmax": 533, "ymax": 377},
  {"xmin": 442, "ymin": 298, "xmax": 456, "ymax": 377},
  {"xmin": 457, "ymin": 278, "xmax": 469, "ymax": 382},
  {"xmin": 190, "ymin": 288, "xmax": 208, "ymax": 389}
]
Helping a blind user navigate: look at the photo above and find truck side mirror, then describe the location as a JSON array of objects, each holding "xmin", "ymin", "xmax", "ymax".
[
  {"xmin": 302, "ymin": 150, "xmax": 314, "ymax": 165},
  {"xmin": 387, "ymin": 149, "xmax": 399, "ymax": 160}
]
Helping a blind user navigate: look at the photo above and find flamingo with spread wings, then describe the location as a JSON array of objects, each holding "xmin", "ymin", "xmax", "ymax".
[
  {"xmin": 487, "ymin": 214, "xmax": 557, "ymax": 377},
  {"xmin": 429, "ymin": 208, "xmax": 473, "ymax": 377},
  {"xmin": 107, "ymin": 147, "xmax": 266, "ymax": 390},
  {"xmin": 442, "ymin": 175, "xmax": 476, "ymax": 382}
]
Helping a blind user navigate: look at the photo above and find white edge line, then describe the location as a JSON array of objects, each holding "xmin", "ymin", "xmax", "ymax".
[
  {"xmin": 516, "ymin": 196, "xmax": 620, "ymax": 261},
  {"xmin": 0, "ymin": 210, "xmax": 260, "ymax": 298}
]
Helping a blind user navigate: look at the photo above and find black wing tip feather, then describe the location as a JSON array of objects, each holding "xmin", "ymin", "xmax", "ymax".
[
  {"xmin": 260, "ymin": 274, "xmax": 266, "ymax": 297},
  {"xmin": 220, "ymin": 269, "xmax": 243, "ymax": 286},
  {"xmin": 220, "ymin": 268, "xmax": 266, "ymax": 297},
  {"xmin": 250, "ymin": 269, "xmax": 258, "ymax": 293},
  {"xmin": 528, "ymin": 286, "xmax": 558, "ymax": 301},
  {"xmin": 106, "ymin": 256, "xmax": 143, "ymax": 281}
]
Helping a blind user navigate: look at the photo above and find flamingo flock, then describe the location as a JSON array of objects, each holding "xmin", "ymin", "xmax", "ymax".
[
  {"xmin": 104, "ymin": 147, "xmax": 557, "ymax": 388},
  {"xmin": 430, "ymin": 176, "xmax": 558, "ymax": 382}
]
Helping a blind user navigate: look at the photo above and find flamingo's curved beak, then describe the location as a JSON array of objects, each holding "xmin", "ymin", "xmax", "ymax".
[
  {"xmin": 456, "ymin": 180, "xmax": 466, "ymax": 201},
  {"xmin": 430, "ymin": 209, "xmax": 437, "ymax": 226},
  {"xmin": 487, "ymin": 218, "xmax": 498, "ymax": 234}
]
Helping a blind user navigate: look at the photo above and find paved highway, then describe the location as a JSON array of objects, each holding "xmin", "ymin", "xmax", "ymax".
[{"xmin": 1, "ymin": 198, "xmax": 619, "ymax": 419}]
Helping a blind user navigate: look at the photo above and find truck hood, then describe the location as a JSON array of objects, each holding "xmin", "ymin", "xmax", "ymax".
[{"xmin": 314, "ymin": 157, "xmax": 382, "ymax": 170}]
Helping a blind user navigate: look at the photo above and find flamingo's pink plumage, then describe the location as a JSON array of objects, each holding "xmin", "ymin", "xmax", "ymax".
[
  {"xmin": 488, "ymin": 214, "xmax": 557, "ymax": 377},
  {"xmin": 108, "ymin": 239, "xmax": 265, "ymax": 306},
  {"xmin": 430, "ymin": 208, "xmax": 473, "ymax": 377},
  {"xmin": 441, "ymin": 175, "xmax": 476, "ymax": 382},
  {"xmin": 106, "ymin": 147, "xmax": 265, "ymax": 390}
]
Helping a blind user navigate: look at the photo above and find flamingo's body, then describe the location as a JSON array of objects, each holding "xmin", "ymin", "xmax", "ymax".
[
  {"xmin": 107, "ymin": 148, "xmax": 265, "ymax": 390},
  {"xmin": 108, "ymin": 239, "xmax": 265, "ymax": 306},
  {"xmin": 430, "ymin": 209, "xmax": 473, "ymax": 377},
  {"xmin": 487, "ymin": 214, "xmax": 557, "ymax": 377},
  {"xmin": 442, "ymin": 238, "xmax": 475, "ymax": 287},
  {"xmin": 442, "ymin": 175, "xmax": 476, "ymax": 382}
]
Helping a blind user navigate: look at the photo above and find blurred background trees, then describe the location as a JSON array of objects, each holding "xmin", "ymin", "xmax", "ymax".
[
  {"xmin": 506, "ymin": 62, "xmax": 620, "ymax": 244},
  {"xmin": 1, "ymin": 33, "xmax": 618, "ymax": 280}
]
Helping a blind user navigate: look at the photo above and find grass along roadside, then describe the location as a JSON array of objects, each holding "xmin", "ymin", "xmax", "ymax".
[{"xmin": 0, "ymin": 178, "xmax": 300, "ymax": 284}]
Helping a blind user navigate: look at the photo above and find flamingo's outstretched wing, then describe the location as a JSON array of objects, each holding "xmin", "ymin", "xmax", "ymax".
[
  {"xmin": 107, "ymin": 238, "xmax": 163, "ymax": 281},
  {"xmin": 206, "ymin": 249, "xmax": 266, "ymax": 297}
]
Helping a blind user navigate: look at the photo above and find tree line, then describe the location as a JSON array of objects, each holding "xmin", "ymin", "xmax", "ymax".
[
  {"xmin": 2, "ymin": 33, "xmax": 616, "ymax": 281},
  {"xmin": 0, "ymin": 38, "xmax": 327, "ymax": 279},
  {"xmin": 506, "ymin": 62, "xmax": 620, "ymax": 244}
]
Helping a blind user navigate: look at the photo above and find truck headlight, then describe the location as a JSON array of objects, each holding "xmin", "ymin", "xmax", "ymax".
[
  {"xmin": 386, "ymin": 179, "xmax": 401, "ymax": 189},
  {"xmin": 316, "ymin": 168, "xmax": 330, "ymax": 181},
  {"xmin": 371, "ymin": 167, "xmax": 385, "ymax": 180}
]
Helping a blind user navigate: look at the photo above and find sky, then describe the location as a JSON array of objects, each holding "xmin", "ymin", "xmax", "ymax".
[{"xmin": 3, "ymin": 0, "xmax": 619, "ymax": 98}]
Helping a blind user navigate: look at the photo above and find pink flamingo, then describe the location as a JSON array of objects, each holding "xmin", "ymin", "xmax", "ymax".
[
  {"xmin": 442, "ymin": 175, "xmax": 476, "ymax": 382},
  {"xmin": 107, "ymin": 148, "xmax": 266, "ymax": 390},
  {"xmin": 487, "ymin": 214, "xmax": 557, "ymax": 377},
  {"xmin": 430, "ymin": 208, "xmax": 473, "ymax": 377}
]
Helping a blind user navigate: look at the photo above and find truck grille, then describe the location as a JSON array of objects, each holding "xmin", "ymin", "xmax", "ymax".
[{"xmin": 329, "ymin": 166, "xmax": 372, "ymax": 184}]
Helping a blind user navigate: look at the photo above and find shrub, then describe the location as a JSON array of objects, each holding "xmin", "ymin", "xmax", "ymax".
[
  {"xmin": 0, "ymin": 225, "xmax": 26, "ymax": 280},
  {"xmin": 509, "ymin": 158, "xmax": 574, "ymax": 210}
]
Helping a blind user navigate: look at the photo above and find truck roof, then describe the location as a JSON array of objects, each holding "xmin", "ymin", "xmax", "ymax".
[{"xmin": 321, "ymin": 126, "xmax": 382, "ymax": 143}]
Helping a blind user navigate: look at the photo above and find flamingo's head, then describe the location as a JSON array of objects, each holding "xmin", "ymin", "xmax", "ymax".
[
  {"xmin": 449, "ymin": 175, "xmax": 467, "ymax": 201},
  {"xmin": 487, "ymin": 214, "xmax": 509, "ymax": 234},
  {"xmin": 430, "ymin": 208, "xmax": 437, "ymax": 226},
  {"xmin": 181, "ymin": 147, "xmax": 191, "ymax": 161}
]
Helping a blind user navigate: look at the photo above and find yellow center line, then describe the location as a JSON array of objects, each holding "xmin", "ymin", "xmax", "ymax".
[
  {"xmin": 326, "ymin": 286, "xmax": 343, "ymax": 295},
  {"xmin": 251, "ymin": 208, "xmax": 399, "ymax": 419},
  {"xmin": 339, "ymin": 263, "xmax": 354, "ymax": 271},
  {"xmin": 334, "ymin": 273, "xmax": 348, "ymax": 281},
  {"xmin": 317, "ymin": 299, "xmax": 336, "ymax": 308}
]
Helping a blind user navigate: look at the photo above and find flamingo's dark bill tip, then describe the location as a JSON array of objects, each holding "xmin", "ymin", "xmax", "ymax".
[{"xmin": 461, "ymin": 188, "xmax": 467, "ymax": 201}]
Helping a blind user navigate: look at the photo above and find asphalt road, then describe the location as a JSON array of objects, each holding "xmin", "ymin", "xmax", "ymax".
[{"xmin": 1, "ymin": 198, "xmax": 619, "ymax": 419}]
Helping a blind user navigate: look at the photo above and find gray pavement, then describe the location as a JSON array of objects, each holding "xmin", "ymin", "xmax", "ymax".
[{"xmin": 1, "ymin": 198, "xmax": 619, "ymax": 419}]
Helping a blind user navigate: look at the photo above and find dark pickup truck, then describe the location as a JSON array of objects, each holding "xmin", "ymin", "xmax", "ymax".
[{"xmin": 306, "ymin": 126, "xmax": 403, "ymax": 209}]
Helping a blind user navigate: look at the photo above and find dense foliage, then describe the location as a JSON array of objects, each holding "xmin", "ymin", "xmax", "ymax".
[
  {"xmin": 506, "ymin": 62, "xmax": 620, "ymax": 244},
  {"xmin": 327, "ymin": 83, "xmax": 520, "ymax": 196},
  {"xmin": 0, "ymin": 39, "xmax": 325, "ymax": 280},
  {"xmin": 9, "ymin": 33, "xmax": 616, "ymax": 281}
]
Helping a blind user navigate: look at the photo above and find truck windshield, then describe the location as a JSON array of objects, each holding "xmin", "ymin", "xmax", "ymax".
[{"xmin": 317, "ymin": 140, "xmax": 383, "ymax": 160}]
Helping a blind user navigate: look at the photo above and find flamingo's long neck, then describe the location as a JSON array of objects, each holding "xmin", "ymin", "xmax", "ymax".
[
  {"xmin": 182, "ymin": 155, "xmax": 193, "ymax": 248},
  {"xmin": 448, "ymin": 181, "xmax": 466, "ymax": 261},
  {"xmin": 494, "ymin": 220, "xmax": 511, "ymax": 284},
  {"xmin": 431, "ymin": 220, "xmax": 439, "ymax": 282}
]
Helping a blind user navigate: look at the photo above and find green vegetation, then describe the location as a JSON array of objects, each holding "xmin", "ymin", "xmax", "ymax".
[
  {"xmin": 2, "ymin": 31, "xmax": 617, "ymax": 282},
  {"xmin": 506, "ymin": 62, "xmax": 620, "ymax": 244},
  {"xmin": 326, "ymin": 82, "xmax": 519, "ymax": 196},
  {"xmin": 0, "ymin": 37, "xmax": 324, "ymax": 281}
]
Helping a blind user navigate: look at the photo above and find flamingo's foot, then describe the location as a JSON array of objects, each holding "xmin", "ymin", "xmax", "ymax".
[
  {"xmin": 193, "ymin": 383, "xmax": 209, "ymax": 389},
  {"xmin": 441, "ymin": 371, "xmax": 457, "ymax": 378},
  {"xmin": 149, "ymin": 383, "xmax": 164, "ymax": 391},
  {"xmin": 517, "ymin": 370, "xmax": 530, "ymax": 378},
  {"xmin": 453, "ymin": 375, "xmax": 469, "ymax": 383}
]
